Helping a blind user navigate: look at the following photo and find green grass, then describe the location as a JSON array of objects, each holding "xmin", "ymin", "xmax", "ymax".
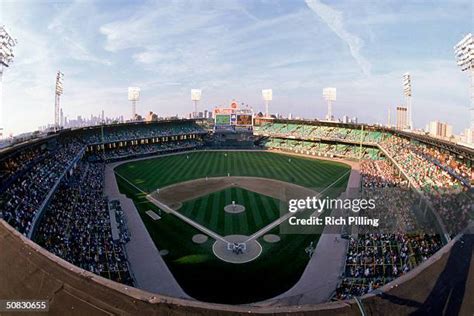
[
  {"xmin": 178, "ymin": 187, "xmax": 281, "ymax": 236},
  {"xmin": 115, "ymin": 151, "xmax": 350, "ymax": 304},
  {"xmin": 115, "ymin": 151, "xmax": 349, "ymax": 190}
]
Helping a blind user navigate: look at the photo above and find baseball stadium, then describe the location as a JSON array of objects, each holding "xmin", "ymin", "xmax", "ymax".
[
  {"xmin": 1, "ymin": 1, "xmax": 474, "ymax": 315},
  {"xmin": 1, "ymin": 114, "xmax": 473, "ymax": 315}
]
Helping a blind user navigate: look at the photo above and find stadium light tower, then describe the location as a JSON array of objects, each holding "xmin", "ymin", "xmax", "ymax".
[
  {"xmin": 54, "ymin": 71, "xmax": 64, "ymax": 132},
  {"xmin": 262, "ymin": 89, "xmax": 272, "ymax": 117},
  {"xmin": 323, "ymin": 87, "xmax": 336, "ymax": 121},
  {"xmin": 454, "ymin": 33, "xmax": 474, "ymax": 129},
  {"xmin": 191, "ymin": 89, "xmax": 202, "ymax": 118},
  {"xmin": 0, "ymin": 26, "xmax": 16, "ymax": 138},
  {"xmin": 128, "ymin": 87, "xmax": 140, "ymax": 120},
  {"xmin": 402, "ymin": 73, "xmax": 413, "ymax": 130}
]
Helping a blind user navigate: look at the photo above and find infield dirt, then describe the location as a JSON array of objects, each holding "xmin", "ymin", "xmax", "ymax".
[{"xmin": 149, "ymin": 176, "xmax": 319, "ymax": 211}]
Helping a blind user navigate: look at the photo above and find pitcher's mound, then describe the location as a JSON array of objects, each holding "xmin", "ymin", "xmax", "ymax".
[
  {"xmin": 224, "ymin": 204, "xmax": 246, "ymax": 214},
  {"xmin": 192, "ymin": 234, "xmax": 208, "ymax": 244},
  {"xmin": 213, "ymin": 235, "xmax": 262, "ymax": 264},
  {"xmin": 263, "ymin": 234, "xmax": 281, "ymax": 243}
]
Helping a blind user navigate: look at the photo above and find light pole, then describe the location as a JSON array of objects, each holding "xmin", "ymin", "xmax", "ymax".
[
  {"xmin": 402, "ymin": 73, "xmax": 412, "ymax": 130},
  {"xmin": 454, "ymin": 33, "xmax": 474, "ymax": 129},
  {"xmin": 262, "ymin": 89, "xmax": 272, "ymax": 117},
  {"xmin": 54, "ymin": 71, "xmax": 64, "ymax": 131},
  {"xmin": 323, "ymin": 87, "xmax": 336, "ymax": 121},
  {"xmin": 0, "ymin": 26, "xmax": 16, "ymax": 138},
  {"xmin": 191, "ymin": 89, "xmax": 202, "ymax": 118},
  {"xmin": 128, "ymin": 87, "xmax": 140, "ymax": 120}
]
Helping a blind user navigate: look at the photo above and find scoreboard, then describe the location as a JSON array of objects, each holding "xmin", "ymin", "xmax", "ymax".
[
  {"xmin": 215, "ymin": 115, "xmax": 231, "ymax": 126},
  {"xmin": 237, "ymin": 114, "xmax": 252, "ymax": 126},
  {"xmin": 213, "ymin": 101, "xmax": 253, "ymax": 132}
]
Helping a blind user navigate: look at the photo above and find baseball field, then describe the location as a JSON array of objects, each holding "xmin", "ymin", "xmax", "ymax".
[{"xmin": 115, "ymin": 151, "xmax": 350, "ymax": 304}]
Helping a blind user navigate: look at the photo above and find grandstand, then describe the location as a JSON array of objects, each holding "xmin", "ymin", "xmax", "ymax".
[{"xmin": 0, "ymin": 118, "xmax": 472, "ymax": 314}]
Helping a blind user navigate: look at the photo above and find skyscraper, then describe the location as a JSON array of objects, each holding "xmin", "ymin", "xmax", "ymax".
[
  {"xmin": 428, "ymin": 121, "xmax": 453, "ymax": 139},
  {"xmin": 396, "ymin": 106, "xmax": 408, "ymax": 130}
]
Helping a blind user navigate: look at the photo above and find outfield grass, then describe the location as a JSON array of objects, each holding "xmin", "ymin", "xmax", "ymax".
[
  {"xmin": 115, "ymin": 151, "xmax": 349, "ymax": 190},
  {"xmin": 115, "ymin": 151, "xmax": 350, "ymax": 304},
  {"xmin": 178, "ymin": 187, "xmax": 281, "ymax": 236}
]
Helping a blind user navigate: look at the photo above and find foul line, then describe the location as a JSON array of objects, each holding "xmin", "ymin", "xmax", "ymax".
[
  {"xmin": 112, "ymin": 167, "xmax": 228, "ymax": 243},
  {"xmin": 146, "ymin": 195, "xmax": 228, "ymax": 243},
  {"xmin": 245, "ymin": 169, "xmax": 351, "ymax": 242}
]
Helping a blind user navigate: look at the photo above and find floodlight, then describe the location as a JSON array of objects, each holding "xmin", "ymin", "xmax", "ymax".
[
  {"xmin": 323, "ymin": 87, "xmax": 336, "ymax": 101},
  {"xmin": 128, "ymin": 87, "xmax": 140, "ymax": 101},
  {"xmin": 323, "ymin": 87, "xmax": 336, "ymax": 121},
  {"xmin": 54, "ymin": 71, "xmax": 64, "ymax": 131},
  {"xmin": 191, "ymin": 89, "xmax": 202, "ymax": 118},
  {"xmin": 402, "ymin": 73, "xmax": 413, "ymax": 129},
  {"xmin": 454, "ymin": 33, "xmax": 474, "ymax": 129},
  {"xmin": 0, "ymin": 26, "xmax": 16, "ymax": 138},
  {"xmin": 262, "ymin": 89, "xmax": 272, "ymax": 101},
  {"xmin": 262, "ymin": 89, "xmax": 272, "ymax": 117},
  {"xmin": 128, "ymin": 87, "xmax": 140, "ymax": 120},
  {"xmin": 191, "ymin": 89, "xmax": 202, "ymax": 101}
]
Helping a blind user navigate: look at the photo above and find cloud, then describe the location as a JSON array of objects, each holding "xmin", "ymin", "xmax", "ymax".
[
  {"xmin": 61, "ymin": 36, "xmax": 112, "ymax": 66},
  {"xmin": 1, "ymin": 0, "xmax": 471, "ymax": 135},
  {"xmin": 132, "ymin": 48, "xmax": 178, "ymax": 65},
  {"xmin": 305, "ymin": 0, "xmax": 371, "ymax": 76},
  {"xmin": 47, "ymin": 1, "xmax": 112, "ymax": 66}
]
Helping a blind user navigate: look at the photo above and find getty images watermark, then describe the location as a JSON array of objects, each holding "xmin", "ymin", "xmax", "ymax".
[
  {"xmin": 288, "ymin": 197, "xmax": 379, "ymax": 227},
  {"xmin": 279, "ymin": 196, "xmax": 380, "ymax": 235}
]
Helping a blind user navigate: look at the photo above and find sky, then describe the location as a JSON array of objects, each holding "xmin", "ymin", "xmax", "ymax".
[{"xmin": 0, "ymin": 0, "xmax": 472, "ymax": 136}]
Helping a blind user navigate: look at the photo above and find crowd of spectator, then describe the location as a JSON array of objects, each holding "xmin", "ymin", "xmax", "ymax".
[
  {"xmin": 430, "ymin": 190, "xmax": 471, "ymax": 235},
  {"xmin": 380, "ymin": 136, "xmax": 472, "ymax": 234},
  {"xmin": 359, "ymin": 160, "xmax": 425, "ymax": 233},
  {"xmin": 80, "ymin": 121, "xmax": 206, "ymax": 144},
  {"xmin": 255, "ymin": 122, "xmax": 384, "ymax": 144},
  {"xmin": 336, "ymin": 233, "xmax": 442, "ymax": 299},
  {"xmin": 263, "ymin": 138, "xmax": 381, "ymax": 160},
  {"xmin": 0, "ymin": 146, "xmax": 49, "ymax": 189},
  {"xmin": 335, "ymin": 159, "xmax": 443, "ymax": 300},
  {"xmin": 94, "ymin": 140, "xmax": 203, "ymax": 161},
  {"xmin": 0, "ymin": 122, "xmax": 208, "ymax": 286},
  {"xmin": 35, "ymin": 162, "xmax": 133, "ymax": 285},
  {"xmin": 381, "ymin": 137, "xmax": 468, "ymax": 194},
  {"xmin": 263, "ymin": 132, "xmax": 471, "ymax": 236},
  {"xmin": 415, "ymin": 144, "xmax": 471, "ymax": 185},
  {"xmin": 0, "ymin": 140, "xmax": 84, "ymax": 235},
  {"xmin": 361, "ymin": 160, "xmax": 407, "ymax": 188}
]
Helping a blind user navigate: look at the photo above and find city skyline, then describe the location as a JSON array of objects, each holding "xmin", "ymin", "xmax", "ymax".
[{"xmin": 1, "ymin": 0, "xmax": 472, "ymax": 136}]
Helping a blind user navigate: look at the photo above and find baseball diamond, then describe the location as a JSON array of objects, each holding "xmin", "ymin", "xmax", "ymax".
[{"xmin": 114, "ymin": 151, "xmax": 350, "ymax": 303}]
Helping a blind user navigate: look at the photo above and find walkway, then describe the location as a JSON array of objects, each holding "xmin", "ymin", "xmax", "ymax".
[{"xmin": 104, "ymin": 163, "xmax": 191, "ymax": 299}]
